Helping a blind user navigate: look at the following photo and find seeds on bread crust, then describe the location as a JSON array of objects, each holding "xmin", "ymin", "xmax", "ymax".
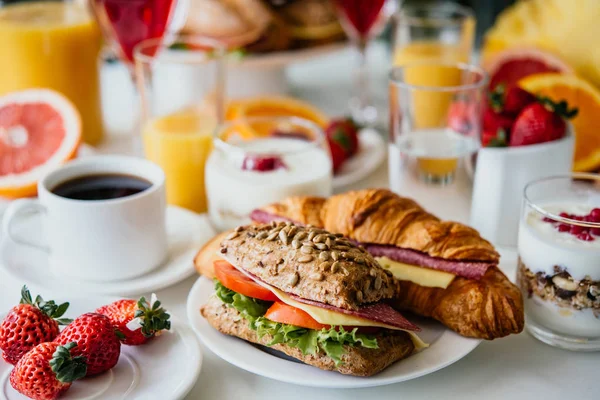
[{"xmin": 219, "ymin": 223, "xmax": 400, "ymax": 310}]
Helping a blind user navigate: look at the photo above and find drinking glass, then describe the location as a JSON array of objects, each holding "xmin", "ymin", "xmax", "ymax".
[
  {"xmin": 332, "ymin": 0, "xmax": 397, "ymax": 126},
  {"xmin": 517, "ymin": 174, "xmax": 600, "ymax": 351},
  {"xmin": 89, "ymin": 0, "xmax": 178, "ymax": 70},
  {"xmin": 135, "ymin": 36, "xmax": 226, "ymax": 214},
  {"xmin": 392, "ymin": 2, "xmax": 475, "ymax": 66},
  {"xmin": 389, "ymin": 62, "xmax": 487, "ymax": 186},
  {"xmin": 0, "ymin": 0, "xmax": 104, "ymax": 144},
  {"xmin": 206, "ymin": 116, "xmax": 333, "ymax": 232}
]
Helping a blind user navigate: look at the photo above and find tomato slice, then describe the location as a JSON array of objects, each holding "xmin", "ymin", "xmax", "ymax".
[
  {"xmin": 214, "ymin": 260, "xmax": 278, "ymax": 302},
  {"xmin": 264, "ymin": 302, "xmax": 330, "ymax": 330}
]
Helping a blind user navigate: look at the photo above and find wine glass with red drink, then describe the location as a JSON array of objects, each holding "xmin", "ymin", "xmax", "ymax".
[
  {"xmin": 333, "ymin": 0, "xmax": 396, "ymax": 126},
  {"xmin": 89, "ymin": 0, "xmax": 178, "ymax": 68}
]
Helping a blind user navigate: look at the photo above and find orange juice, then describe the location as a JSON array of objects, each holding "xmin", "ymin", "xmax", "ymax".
[
  {"xmin": 143, "ymin": 109, "xmax": 216, "ymax": 213},
  {"xmin": 393, "ymin": 42, "xmax": 470, "ymax": 177},
  {"xmin": 0, "ymin": 2, "xmax": 104, "ymax": 145}
]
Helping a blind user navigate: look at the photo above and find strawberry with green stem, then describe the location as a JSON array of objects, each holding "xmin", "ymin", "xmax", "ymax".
[
  {"xmin": 325, "ymin": 117, "xmax": 360, "ymax": 157},
  {"xmin": 510, "ymin": 97, "xmax": 578, "ymax": 146},
  {"xmin": 96, "ymin": 294, "xmax": 171, "ymax": 346},
  {"xmin": 54, "ymin": 313, "xmax": 121, "ymax": 376},
  {"xmin": 0, "ymin": 286, "xmax": 71, "ymax": 365},
  {"xmin": 10, "ymin": 341, "xmax": 87, "ymax": 400}
]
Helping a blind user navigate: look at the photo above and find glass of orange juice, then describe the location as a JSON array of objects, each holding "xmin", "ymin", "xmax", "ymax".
[
  {"xmin": 135, "ymin": 36, "xmax": 226, "ymax": 214},
  {"xmin": 0, "ymin": 0, "xmax": 104, "ymax": 145},
  {"xmin": 392, "ymin": 2, "xmax": 476, "ymax": 184},
  {"xmin": 389, "ymin": 63, "xmax": 487, "ymax": 186}
]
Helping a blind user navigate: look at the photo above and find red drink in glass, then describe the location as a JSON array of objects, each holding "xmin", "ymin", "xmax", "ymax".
[
  {"xmin": 90, "ymin": 0, "xmax": 176, "ymax": 63},
  {"xmin": 334, "ymin": 0, "xmax": 386, "ymax": 39}
]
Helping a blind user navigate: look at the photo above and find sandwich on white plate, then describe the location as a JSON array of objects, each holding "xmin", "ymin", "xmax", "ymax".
[{"xmin": 199, "ymin": 222, "xmax": 426, "ymax": 376}]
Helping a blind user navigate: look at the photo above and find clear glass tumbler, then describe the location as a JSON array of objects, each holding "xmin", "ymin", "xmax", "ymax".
[
  {"xmin": 205, "ymin": 116, "xmax": 333, "ymax": 232},
  {"xmin": 389, "ymin": 62, "xmax": 487, "ymax": 186},
  {"xmin": 518, "ymin": 173, "xmax": 600, "ymax": 351},
  {"xmin": 135, "ymin": 35, "xmax": 226, "ymax": 214}
]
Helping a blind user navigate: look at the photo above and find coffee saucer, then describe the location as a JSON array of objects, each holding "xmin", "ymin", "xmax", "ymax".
[{"xmin": 0, "ymin": 206, "xmax": 214, "ymax": 296}]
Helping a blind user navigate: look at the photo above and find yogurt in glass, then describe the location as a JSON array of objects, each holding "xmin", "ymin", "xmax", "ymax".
[
  {"xmin": 205, "ymin": 117, "xmax": 333, "ymax": 232},
  {"xmin": 517, "ymin": 174, "xmax": 600, "ymax": 351}
]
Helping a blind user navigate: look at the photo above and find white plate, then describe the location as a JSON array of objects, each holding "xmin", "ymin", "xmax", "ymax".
[
  {"xmin": 186, "ymin": 277, "xmax": 481, "ymax": 389},
  {"xmin": 0, "ymin": 206, "xmax": 215, "ymax": 296},
  {"xmin": 0, "ymin": 295, "xmax": 202, "ymax": 400},
  {"xmin": 333, "ymin": 128, "xmax": 386, "ymax": 189}
]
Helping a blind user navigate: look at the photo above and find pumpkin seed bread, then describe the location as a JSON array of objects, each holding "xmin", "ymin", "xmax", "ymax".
[{"xmin": 219, "ymin": 222, "xmax": 399, "ymax": 310}]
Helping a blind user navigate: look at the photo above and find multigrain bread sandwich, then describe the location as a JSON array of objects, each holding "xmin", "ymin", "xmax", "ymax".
[
  {"xmin": 199, "ymin": 222, "xmax": 426, "ymax": 376},
  {"xmin": 246, "ymin": 189, "xmax": 525, "ymax": 340}
]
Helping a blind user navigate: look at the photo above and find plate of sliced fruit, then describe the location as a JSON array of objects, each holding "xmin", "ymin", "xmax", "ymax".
[{"xmin": 0, "ymin": 287, "xmax": 202, "ymax": 400}]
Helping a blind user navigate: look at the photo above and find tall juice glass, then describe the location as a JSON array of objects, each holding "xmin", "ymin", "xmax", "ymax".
[
  {"xmin": 135, "ymin": 36, "xmax": 225, "ymax": 214},
  {"xmin": 389, "ymin": 63, "xmax": 487, "ymax": 187},
  {"xmin": 0, "ymin": 1, "xmax": 104, "ymax": 144},
  {"xmin": 392, "ymin": 2, "xmax": 475, "ymax": 183}
]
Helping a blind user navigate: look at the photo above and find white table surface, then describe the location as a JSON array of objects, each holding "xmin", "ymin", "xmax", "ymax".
[{"xmin": 1, "ymin": 43, "xmax": 598, "ymax": 400}]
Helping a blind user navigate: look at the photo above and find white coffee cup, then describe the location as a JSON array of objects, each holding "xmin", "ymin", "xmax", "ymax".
[
  {"xmin": 1, "ymin": 155, "xmax": 168, "ymax": 282},
  {"xmin": 470, "ymin": 126, "xmax": 574, "ymax": 247}
]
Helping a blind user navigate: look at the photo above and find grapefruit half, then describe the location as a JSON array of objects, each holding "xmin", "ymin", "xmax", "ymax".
[
  {"xmin": 0, "ymin": 89, "xmax": 81, "ymax": 198},
  {"xmin": 483, "ymin": 47, "xmax": 573, "ymax": 90}
]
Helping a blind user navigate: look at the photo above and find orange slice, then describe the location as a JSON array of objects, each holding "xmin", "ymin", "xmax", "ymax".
[
  {"xmin": 519, "ymin": 73, "xmax": 600, "ymax": 172},
  {"xmin": 0, "ymin": 89, "xmax": 81, "ymax": 198},
  {"xmin": 225, "ymin": 96, "xmax": 329, "ymax": 139}
]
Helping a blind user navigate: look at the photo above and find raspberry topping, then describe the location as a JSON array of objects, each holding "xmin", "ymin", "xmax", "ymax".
[
  {"xmin": 242, "ymin": 155, "xmax": 287, "ymax": 172},
  {"xmin": 542, "ymin": 208, "xmax": 600, "ymax": 241}
]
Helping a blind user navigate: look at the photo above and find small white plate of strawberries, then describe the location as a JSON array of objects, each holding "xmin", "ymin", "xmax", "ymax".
[{"xmin": 0, "ymin": 287, "xmax": 202, "ymax": 400}]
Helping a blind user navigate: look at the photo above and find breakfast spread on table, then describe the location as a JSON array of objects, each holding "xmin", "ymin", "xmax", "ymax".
[{"xmin": 1, "ymin": 0, "xmax": 600, "ymax": 397}]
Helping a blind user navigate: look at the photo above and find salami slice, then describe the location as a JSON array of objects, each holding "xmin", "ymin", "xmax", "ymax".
[
  {"xmin": 289, "ymin": 294, "xmax": 421, "ymax": 332},
  {"xmin": 250, "ymin": 209, "xmax": 295, "ymax": 224},
  {"xmin": 365, "ymin": 244, "xmax": 492, "ymax": 280}
]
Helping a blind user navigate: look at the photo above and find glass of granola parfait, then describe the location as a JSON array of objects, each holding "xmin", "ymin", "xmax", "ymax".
[{"xmin": 518, "ymin": 173, "xmax": 600, "ymax": 351}]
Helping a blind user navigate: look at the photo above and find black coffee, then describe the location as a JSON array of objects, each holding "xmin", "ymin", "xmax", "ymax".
[{"xmin": 52, "ymin": 174, "xmax": 152, "ymax": 201}]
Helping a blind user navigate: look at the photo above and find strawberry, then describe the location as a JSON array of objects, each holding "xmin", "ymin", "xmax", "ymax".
[
  {"xmin": 96, "ymin": 295, "xmax": 171, "ymax": 346},
  {"xmin": 510, "ymin": 98, "xmax": 578, "ymax": 146},
  {"xmin": 482, "ymin": 129, "xmax": 509, "ymax": 147},
  {"xmin": 488, "ymin": 84, "xmax": 536, "ymax": 116},
  {"xmin": 0, "ymin": 286, "xmax": 71, "ymax": 365},
  {"xmin": 54, "ymin": 313, "xmax": 120, "ymax": 376},
  {"xmin": 327, "ymin": 137, "xmax": 347, "ymax": 172},
  {"xmin": 325, "ymin": 117, "xmax": 360, "ymax": 157},
  {"xmin": 10, "ymin": 342, "xmax": 86, "ymax": 400},
  {"xmin": 482, "ymin": 108, "xmax": 513, "ymax": 147},
  {"xmin": 503, "ymin": 86, "xmax": 537, "ymax": 115}
]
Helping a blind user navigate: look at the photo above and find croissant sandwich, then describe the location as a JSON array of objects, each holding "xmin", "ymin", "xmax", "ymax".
[
  {"xmin": 199, "ymin": 222, "xmax": 426, "ymax": 376},
  {"xmin": 239, "ymin": 189, "xmax": 525, "ymax": 340}
]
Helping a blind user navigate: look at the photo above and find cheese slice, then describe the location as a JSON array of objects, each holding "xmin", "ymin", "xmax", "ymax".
[
  {"xmin": 261, "ymin": 282, "xmax": 428, "ymax": 350},
  {"xmin": 376, "ymin": 257, "xmax": 455, "ymax": 289}
]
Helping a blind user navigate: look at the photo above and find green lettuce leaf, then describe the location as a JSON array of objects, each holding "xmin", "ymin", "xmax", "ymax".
[
  {"xmin": 214, "ymin": 281, "xmax": 378, "ymax": 365},
  {"xmin": 214, "ymin": 281, "xmax": 270, "ymax": 320}
]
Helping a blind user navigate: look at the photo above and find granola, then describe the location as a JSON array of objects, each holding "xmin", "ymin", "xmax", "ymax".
[{"xmin": 518, "ymin": 259, "xmax": 600, "ymax": 318}]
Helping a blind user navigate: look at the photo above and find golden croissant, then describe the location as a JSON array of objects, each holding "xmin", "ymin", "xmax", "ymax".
[{"xmin": 246, "ymin": 189, "xmax": 524, "ymax": 340}]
